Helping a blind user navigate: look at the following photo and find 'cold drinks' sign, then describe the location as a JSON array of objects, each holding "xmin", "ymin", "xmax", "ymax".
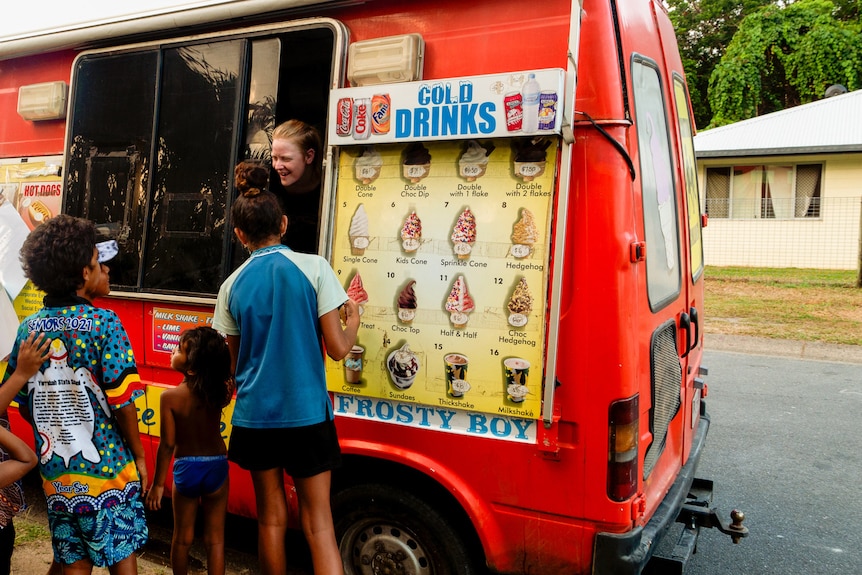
[{"xmin": 329, "ymin": 69, "xmax": 565, "ymax": 144}]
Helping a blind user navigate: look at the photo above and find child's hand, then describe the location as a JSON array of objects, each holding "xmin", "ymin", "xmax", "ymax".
[
  {"xmin": 146, "ymin": 484, "xmax": 164, "ymax": 511},
  {"xmin": 342, "ymin": 299, "xmax": 360, "ymax": 326},
  {"xmin": 15, "ymin": 333, "xmax": 51, "ymax": 379}
]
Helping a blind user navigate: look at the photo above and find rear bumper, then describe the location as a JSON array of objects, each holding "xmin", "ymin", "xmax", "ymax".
[{"xmin": 592, "ymin": 406, "xmax": 710, "ymax": 575}]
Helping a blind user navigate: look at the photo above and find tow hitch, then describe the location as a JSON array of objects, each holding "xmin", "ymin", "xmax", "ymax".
[{"xmin": 645, "ymin": 478, "xmax": 748, "ymax": 574}]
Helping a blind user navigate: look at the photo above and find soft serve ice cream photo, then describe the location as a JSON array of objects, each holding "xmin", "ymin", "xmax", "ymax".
[
  {"xmin": 397, "ymin": 280, "xmax": 418, "ymax": 324},
  {"xmin": 348, "ymin": 203, "xmax": 370, "ymax": 255},
  {"xmin": 511, "ymin": 207, "xmax": 538, "ymax": 258},
  {"xmin": 450, "ymin": 207, "xmax": 477, "ymax": 260},
  {"xmin": 506, "ymin": 277, "xmax": 533, "ymax": 327},
  {"xmin": 402, "ymin": 142, "xmax": 432, "ymax": 183},
  {"xmin": 512, "ymin": 137, "xmax": 551, "ymax": 182},
  {"xmin": 400, "ymin": 210, "xmax": 422, "ymax": 252},
  {"xmin": 347, "ymin": 272, "xmax": 369, "ymax": 315},
  {"xmin": 458, "ymin": 140, "xmax": 495, "ymax": 181},
  {"xmin": 445, "ymin": 275, "xmax": 475, "ymax": 329},
  {"xmin": 354, "ymin": 145, "xmax": 384, "ymax": 184}
]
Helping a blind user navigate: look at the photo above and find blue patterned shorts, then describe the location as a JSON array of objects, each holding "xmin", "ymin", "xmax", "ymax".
[{"xmin": 47, "ymin": 497, "xmax": 148, "ymax": 567}]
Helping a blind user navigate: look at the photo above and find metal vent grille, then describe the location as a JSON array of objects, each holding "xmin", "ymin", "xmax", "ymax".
[{"xmin": 643, "ymin": 322, "xmax": 682, "ymax": 479}]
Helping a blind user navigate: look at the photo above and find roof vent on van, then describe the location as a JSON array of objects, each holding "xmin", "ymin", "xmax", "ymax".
[
  {"xmin": 347, "ymin": 34, "xmax": 424, "ymax": 87},
  {"xmin": 18, "ymin": 81, "xmax": 68, "ymax": 121}
]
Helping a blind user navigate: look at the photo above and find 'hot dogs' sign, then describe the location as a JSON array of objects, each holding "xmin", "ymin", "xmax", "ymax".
[{"xmin": 329, "ymin": 69, "xmax": 565, "ymax": 144}]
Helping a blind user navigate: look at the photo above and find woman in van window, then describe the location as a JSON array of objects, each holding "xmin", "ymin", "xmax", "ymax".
[{"xmin": 270, "ymin": 119, "xmax": 323, "ymax": 253}]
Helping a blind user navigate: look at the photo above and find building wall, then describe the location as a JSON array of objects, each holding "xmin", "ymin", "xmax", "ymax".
[{"xmin": 697, "ymin": 153, "xmax": 862, "ymax": 270}]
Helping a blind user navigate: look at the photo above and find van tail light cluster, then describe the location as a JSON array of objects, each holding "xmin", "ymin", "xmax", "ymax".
[{"xmin": 607, "ymin": 394, "xmax": 639, "ymax": 502}]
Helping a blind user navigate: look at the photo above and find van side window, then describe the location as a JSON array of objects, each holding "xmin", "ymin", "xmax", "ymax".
[
  {"xmin": 64, "ymin": 26, "xmax": 336, "ymax": 296},
  {"xmin": 632, "ymin": 57, "xmax": 681, "ymax": 310},
  {"xmin": 672, "ymin": 75, "xmax": 704, "ymax": 282}
]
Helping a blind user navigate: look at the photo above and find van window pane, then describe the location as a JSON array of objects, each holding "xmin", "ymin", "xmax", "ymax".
[
  {"xmin": 65, "ymin": 51, "xmax": 157, "ymax": 289},
  {"xmin": 244, "ymin": 39, "xmax": 280, "ymax": 162},
  {"xmin": 633, "ymin": 60, "xmax": 680, "ymax": 309},
  {"xmin": 144, "ymin": 41, "xmax": 242, "ymax": 293},
  {"xmin": 672, "ymin": 77, "xmax": 703, "ymax": 280}
]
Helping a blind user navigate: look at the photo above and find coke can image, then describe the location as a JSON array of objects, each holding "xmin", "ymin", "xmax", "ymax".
[
  {"xmin": 371, "ymin": 93, "xmax": 391, "ymax": 135},
  {"xmin": 537, "ymin": 91, "xmax": 558, "ymax": 130},
  {"xmin": 504, "ymin": 92, "xmax": 523, "ymax": 132},
  {"xmin": 335, "ymin": 97, "xmax": 353, "ymax": 136},
  {"xmin": 353, "ymin": 98, "xmax": 371, "ymax": 140}
]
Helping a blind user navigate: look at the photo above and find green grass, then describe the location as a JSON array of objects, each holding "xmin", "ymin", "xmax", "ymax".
[
  {"xmin": 706, "ymin": 266, "xmax": 858, "ymax": 287},
  {"xmin": 704, "ymin": 266, "xmax": 862, "ymax": 346},
  {"xmin": 13, "ymin": 514, "xmax": 50, "ymax": 545}
]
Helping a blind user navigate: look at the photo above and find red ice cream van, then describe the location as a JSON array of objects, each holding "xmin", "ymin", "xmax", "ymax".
[{"xmin": 0, "ymin": 0, "xmax": 747, "ymax": 573}]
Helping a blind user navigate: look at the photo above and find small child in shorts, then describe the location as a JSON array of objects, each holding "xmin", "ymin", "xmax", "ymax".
[{"xmin": 146, "ymin": 326, "xmax": 234, "ymax": 575}]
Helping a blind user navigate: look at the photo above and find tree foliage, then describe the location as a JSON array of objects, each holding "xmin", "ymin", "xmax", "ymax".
[
  {"xmin": 666, "ymin": 0, "xmax": 771, "ymax": 129},
  {"xmin": 707, "ymin": 0, "xmax": 862, "ymax": 127}
]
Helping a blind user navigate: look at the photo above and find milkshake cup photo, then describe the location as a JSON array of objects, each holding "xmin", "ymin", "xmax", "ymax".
[
  {"xmin": 344, "ymin": 345, "xmax": 364, "ymax": 384},
  {"xmin": 503, "ymin": 358, "xmax": 530, "ymax": 403},
  {"xmin": 444, "ymin": 353, "xmax": 470, "ymax": 398}
]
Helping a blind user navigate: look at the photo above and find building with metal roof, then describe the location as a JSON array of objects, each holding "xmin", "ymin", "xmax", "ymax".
[
  {"xmin": 694, "ymin": 89, "xmax": 862, "ymax": 158},
  {"xmin": 692, "ymin": 90, "xmax": 862, "ymax": 270}
]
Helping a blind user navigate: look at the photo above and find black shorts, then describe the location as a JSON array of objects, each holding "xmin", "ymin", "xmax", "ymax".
[{"xmin": 228, "ymin": 418, "xmax": 342, "ymax": 478}]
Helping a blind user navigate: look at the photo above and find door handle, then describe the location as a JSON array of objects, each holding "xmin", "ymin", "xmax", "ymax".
[
  {"xmin": 689, "ymin": 306, "xmax": 700, "ymax": 351},
  {"xmin": 679, "ymin": 312, "xmax": 692, "ymax": 358}
]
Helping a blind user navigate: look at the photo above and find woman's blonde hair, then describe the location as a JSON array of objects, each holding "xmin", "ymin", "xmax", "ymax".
[{"xmin": 272, "ymin": 119, "xmax": 322, "ymax": 179}]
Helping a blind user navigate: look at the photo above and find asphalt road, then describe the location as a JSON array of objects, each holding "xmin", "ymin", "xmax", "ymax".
[
  {"xmin": 663, "ymin": 348, "xmax": 862, "ymax": 574},
  {"xmin": 21, "ymin": 336, "xmax": 862, "ymax": 574}
]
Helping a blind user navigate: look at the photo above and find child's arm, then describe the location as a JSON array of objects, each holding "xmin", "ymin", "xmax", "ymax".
[
  {"xmin": 146, "ymin": 389, "xmax": 177, "ymax": 511},
  {"xmin": 321, "ymin": 298, "xmax": 360, "ymax": 361},
  {"xmin": 0, "ymin": 333, "xmax": 50, "ymax": 411},
  {"xmin": 226, "ymin": 334, "xmax": 239, "ymax": 376},
  {"xmin": 114, "ymin": 403, "xmax": 148, "ymax": 492},
  {"xmin": 0, "ymin": 425, "xmax": 37, "ymax": 488}
]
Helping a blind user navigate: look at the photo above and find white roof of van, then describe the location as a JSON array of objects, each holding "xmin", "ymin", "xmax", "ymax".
[{"xmin": 693, "ymin": 89, "xmax": 862, "ymax": 158}]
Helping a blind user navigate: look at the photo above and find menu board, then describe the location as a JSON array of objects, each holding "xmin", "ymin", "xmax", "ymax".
[{"xmin": 325, "ymin": 137, "xmax": 557, "ymax": 420}]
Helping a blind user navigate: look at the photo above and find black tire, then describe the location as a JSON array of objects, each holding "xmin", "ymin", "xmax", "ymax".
[{"xmin": 333, "ymin": 483, "xmax": 479, "ymax": 575}]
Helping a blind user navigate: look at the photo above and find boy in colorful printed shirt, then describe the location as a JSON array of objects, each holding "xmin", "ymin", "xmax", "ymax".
[{"xmin": 1, "ymin": 215, "xmax": 148, "ymax": 575}]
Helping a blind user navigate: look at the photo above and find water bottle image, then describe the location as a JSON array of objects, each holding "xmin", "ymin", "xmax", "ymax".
[{"xmin": 521, "ymin": 73, "xmax": 541, "ymax": 133}]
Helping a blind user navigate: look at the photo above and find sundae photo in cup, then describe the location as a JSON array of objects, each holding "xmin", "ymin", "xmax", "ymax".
[
  {"xmin": 504, "ymin": 357, "xmax": 530, "ymax": 403},
  {"xmin": 387, "ymin": 343, "xmax": 420, "ymax": 389}
]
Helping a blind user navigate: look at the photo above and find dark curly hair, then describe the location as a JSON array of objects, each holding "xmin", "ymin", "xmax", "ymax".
[
  {"xmin": 232, "ymin": 160, "xmax": 283, "ymax": 246},
  {"xmin": 20, "ymin": 214, "xmax": 96, "ymax": 296},
  {"xmin": 179, "ymin": 326, "xmax": 234, "ymax": 409}
]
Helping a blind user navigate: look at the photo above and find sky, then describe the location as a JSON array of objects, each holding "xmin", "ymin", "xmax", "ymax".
[{"xmin": 0, "ymin": 0, "xmax": 237, "ymax": 42}]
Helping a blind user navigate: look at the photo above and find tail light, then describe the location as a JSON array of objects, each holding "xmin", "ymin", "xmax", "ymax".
[{"xmin": 608, "ymin": 394, "xmax": 639, "ymax": 501}]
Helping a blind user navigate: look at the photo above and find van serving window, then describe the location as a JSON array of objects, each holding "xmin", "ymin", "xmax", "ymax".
[{"xmin": 63, "ymin": 25, "xmax": 338, "ymax": 296}]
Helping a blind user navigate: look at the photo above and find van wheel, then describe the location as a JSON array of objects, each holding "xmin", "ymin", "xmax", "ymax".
[{"xmin": 334, "ymin": 483, "xmax": 477, "ymax": 575}]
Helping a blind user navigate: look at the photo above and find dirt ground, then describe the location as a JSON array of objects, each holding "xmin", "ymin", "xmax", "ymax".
[
  {"xmin": 10, "ymin": 472, "xmax": 269, "ymax": 575},
  {"xmin": 9, "ymin": 508, "xmax": 243, "ymax": 575}
]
